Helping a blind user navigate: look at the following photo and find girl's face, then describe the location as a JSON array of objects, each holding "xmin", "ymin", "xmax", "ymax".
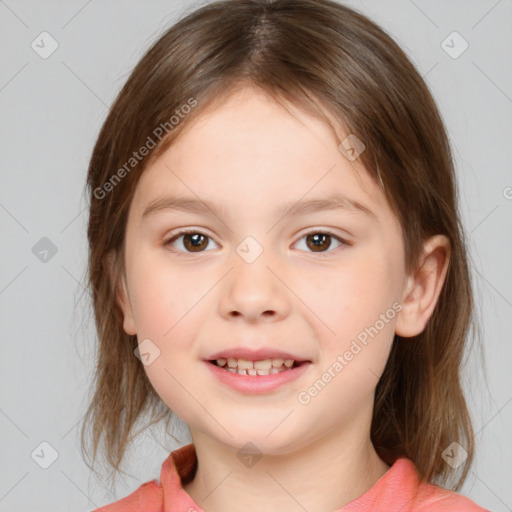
[{"xmin": 117, "ymin": 86, "xmax": 411, "ymax": 454}]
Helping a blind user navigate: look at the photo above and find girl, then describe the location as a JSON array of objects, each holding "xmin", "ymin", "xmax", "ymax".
[{"xmin": 82, "ymin": 0, "xmax": 489, "ymax": 510}]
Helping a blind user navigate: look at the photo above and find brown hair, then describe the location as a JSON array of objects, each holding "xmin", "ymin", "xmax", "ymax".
[{"xmin": 81, "ymin": 0, "xmax": 481, "ymax": 491}]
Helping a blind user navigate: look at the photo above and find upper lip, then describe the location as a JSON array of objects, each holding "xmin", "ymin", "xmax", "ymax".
[{"xmin": 206, "ymin": 348, "xmax": 310, "ymax": 362}]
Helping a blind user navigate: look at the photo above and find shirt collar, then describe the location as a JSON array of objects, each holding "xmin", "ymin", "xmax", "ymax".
[{"xmin": 160, "ymin": 443, "xmax": 420, "ymax": 512}]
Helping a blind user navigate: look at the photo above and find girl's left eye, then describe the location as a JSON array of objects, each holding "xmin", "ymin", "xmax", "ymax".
[
  {"xmin": 163, "ymin": 229, "xmax": 348, "ymax": 255},
  {"xmin": 294, "ymin": 230, "xmax": 347, "ymax": 254}
]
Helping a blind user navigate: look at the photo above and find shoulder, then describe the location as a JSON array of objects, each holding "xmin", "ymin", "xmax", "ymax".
[
  {"xmin": 92, "ymin": 479, "xmax": 163, "ymax": 512},
  {"xmin": 367, "ymin": 457, "xmax": 489, "ymax": 512},
  {"xmin": 413, "ymin": 480, "xmax": 490, "ymax": 511}
]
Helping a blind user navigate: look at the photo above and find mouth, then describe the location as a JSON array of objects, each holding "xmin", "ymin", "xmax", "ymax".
[
  {"xmin": 204, "ymin": 349, "xmax": 312, "ymax": 393},
  {"xmin": 208, "ymin": 357, "xmax": 308, "ymax": 376}
]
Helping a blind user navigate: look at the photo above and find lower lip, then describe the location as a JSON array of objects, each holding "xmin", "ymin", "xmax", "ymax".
[{"xmin": 204, "ymin": 361, "xmax": 311, "ymax": 394}]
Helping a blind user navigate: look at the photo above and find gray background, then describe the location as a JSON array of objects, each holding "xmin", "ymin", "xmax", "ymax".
[{"xmin": 0, "ymin": 0, "xmax": 511, "ymax": 510}]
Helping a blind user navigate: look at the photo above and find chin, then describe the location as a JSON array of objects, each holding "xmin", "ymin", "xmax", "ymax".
[{"xmin": 209, "ymin": 426, "xmax": 304, "ymax": 456}]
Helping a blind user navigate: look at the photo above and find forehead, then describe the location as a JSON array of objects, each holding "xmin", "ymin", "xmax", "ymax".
[{"xmin": 130, "ymin": 87, "xmax": 396, "ymax": 228}]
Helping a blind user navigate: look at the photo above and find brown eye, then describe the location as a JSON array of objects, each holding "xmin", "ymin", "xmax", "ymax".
[
  {"xmin": 182, "ymin": 233, "xmax": 208, "ymax": 252},
  {"xmin": 165, "ymin": 230, "xmax": 218, "ymax": 254},
  {"xmin": 306, "ymin": 233, "xmax": 333, "ymax": 252},
  {"xmin": 295, "ymin": 230, "xmax": 347, "ymax": 255}
]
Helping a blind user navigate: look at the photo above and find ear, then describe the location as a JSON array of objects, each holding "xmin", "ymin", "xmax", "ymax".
[
  {"xmin": 105, "ymin": 250, "xmax": 137, "ymax": 336},
  {"xmin": 395, "ymin": 235, "xmax": 450, "ymax": 337}
]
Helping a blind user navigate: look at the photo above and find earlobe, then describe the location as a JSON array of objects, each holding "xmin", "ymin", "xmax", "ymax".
[
  {"xmin": 395, "ymin": 235, "xmax": 450, "ymax": 338},
  {"xmin": 105, "ymin": 251, "xmax": 137, "ymax": 336}
]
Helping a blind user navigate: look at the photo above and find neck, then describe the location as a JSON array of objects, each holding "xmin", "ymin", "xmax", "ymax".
[{"xmin": 183, "ymin": 424, "xmax": 390, "ymax": 512}]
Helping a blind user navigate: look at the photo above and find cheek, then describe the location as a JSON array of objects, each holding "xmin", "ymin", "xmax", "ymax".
[
  {"xmin": 128, "ymin": 250, "xmax": 205, "ymax": 336},
  {"xmin": 127, "ymin": 251, "xmax": 212, "ymax": 374},
  {"xmin": 307, "ymin": 253, "xmax": 400, "ymax": 332},
  {"xmin": 131, "ymin": 259, "xmax": 207, "ymax": 416},
  {"xmin": 302, "ymin": 251, "xmax": 401, "ymax": 382}
]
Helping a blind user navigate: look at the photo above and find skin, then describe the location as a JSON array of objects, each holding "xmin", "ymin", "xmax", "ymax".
[{"xmin": 113, "ymin": 85, "xmax": 450, "ymax": 512}]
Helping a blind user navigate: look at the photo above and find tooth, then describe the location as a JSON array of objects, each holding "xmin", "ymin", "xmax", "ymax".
[
  {"xmin": 237, "ymin": 359, "xmax": 254, "ymax": 370},
  {"xmin": 216, "ymin": 357, "xmax": 296, "ymax": 375},
  {"xmin": 254, "ymin": 359, "xmax": 272, "ymax": 370}
]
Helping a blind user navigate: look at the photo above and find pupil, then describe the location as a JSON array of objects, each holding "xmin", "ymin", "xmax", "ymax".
[
  {"xmin": 184, "ymin": 233, "xmax": 207, "ymax": 251},
  {"xmin": 308, "ymin": 233, "xmax": 331, "ymax": 252}
]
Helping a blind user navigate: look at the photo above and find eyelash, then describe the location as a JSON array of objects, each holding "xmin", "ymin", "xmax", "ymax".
[{"xmin": 163, "ymin": 228, "xmax": 350, "ymax": 257}]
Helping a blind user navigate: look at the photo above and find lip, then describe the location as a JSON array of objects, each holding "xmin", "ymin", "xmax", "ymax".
[
  {"xmin": 206, "ymin": 347, "xmax": 310, "ymax": 362},
  {"xmin": 204, "ymin": 360, "xmax": 312, "ymax": 394}
]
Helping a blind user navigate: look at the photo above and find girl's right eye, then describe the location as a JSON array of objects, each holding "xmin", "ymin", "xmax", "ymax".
[{"xmin": 164, "ymin": 229, "xmax": 219, "ymax": 254}]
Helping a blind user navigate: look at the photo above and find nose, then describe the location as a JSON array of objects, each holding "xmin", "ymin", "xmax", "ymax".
[{"xmin": 217, "ymin": 249, "xmax": 291, "ymax": 323}]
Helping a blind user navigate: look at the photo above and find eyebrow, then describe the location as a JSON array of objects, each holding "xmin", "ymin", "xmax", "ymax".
[{"xmin": 141, "ymin": 193, "xmax": 377, "ymax": 221}]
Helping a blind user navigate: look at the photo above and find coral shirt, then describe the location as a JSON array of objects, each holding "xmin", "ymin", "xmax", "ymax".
[{"xmin": 92, "ymin": 443, "xmax": 489, "ymax": 512}]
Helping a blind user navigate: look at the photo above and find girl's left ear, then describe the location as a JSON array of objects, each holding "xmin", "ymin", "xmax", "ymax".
[{"xmin": 395, "ymin": 234, "xmax": 451, "ymax": 337}]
